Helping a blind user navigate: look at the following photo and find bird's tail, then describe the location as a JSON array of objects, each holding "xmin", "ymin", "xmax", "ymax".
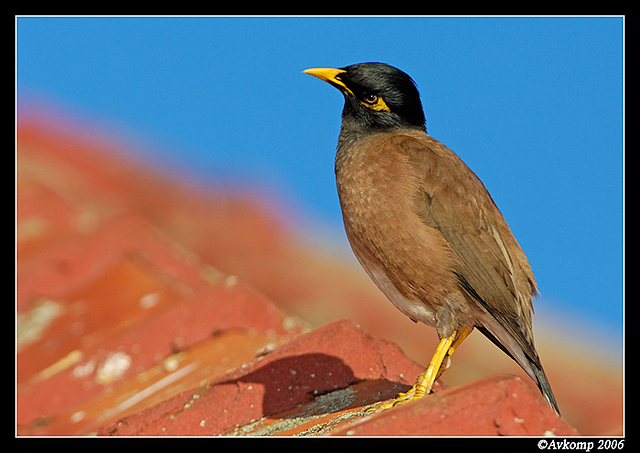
[
  {"xmin": 528, "ymin": 358, "xmax": 561, "ymax": 417},
  {"xmin": 476, "ymin": 325, "xmax": 561, "ymax": 417}
]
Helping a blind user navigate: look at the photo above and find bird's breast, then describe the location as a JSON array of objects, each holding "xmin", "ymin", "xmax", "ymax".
[{"xmin": 334, "ymin": 134, "xmax": 460, "ymax": 317}]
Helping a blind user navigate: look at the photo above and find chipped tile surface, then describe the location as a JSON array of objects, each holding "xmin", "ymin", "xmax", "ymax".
[{"xmin": 16, "ymin": 117, "xmax": 617, "ymax": 436}]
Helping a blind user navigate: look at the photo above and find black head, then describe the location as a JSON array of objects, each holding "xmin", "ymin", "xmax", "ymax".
[{"xmin": 304, "ymin": 62, "xmax": 426, "ymax": 134}]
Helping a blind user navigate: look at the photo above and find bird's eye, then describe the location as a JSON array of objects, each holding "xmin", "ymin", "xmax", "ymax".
[
  {"xmin": 363, "ymin": 93, "xmax": 378, "ymax": 104},
  {"xmin": 359, "ymin": 92, "xmax": 391, "ymax": 112}
]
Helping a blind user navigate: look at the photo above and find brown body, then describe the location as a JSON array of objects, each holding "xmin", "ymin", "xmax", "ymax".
[{"xmin": 336, "ymin": 130, "xmax": 541, "ymax": 387}]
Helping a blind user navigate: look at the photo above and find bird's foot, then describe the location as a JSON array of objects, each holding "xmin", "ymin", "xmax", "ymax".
[
  {"xmin": 364, "ymin": 330, "xmax": 469, "ymax": 415},
  {"xmin": 365, "ymin": 380, "xmax": 432, "ymax": 414}
]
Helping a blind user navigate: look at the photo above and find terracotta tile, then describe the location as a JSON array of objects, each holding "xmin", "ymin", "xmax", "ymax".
[
  {"xmin": 21, "ymin": 329, "xmax": 289, "ymax": 435},
  {"xmin": 329, "ymin": 374, "xmax": 579, "ymax": 437},
  {"xmin": 97, "ymin": 319, "xmax": 428, "ymax": 436},
  {"xmin": 15, "ymin": 117, "xmax": 616, "ymax": 436},
  {"xmin": 225, "ymin": 379, "xmax": 407, "ymax": 436}
]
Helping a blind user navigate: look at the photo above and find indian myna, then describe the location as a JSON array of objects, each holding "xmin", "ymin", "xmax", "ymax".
[{"xmin": 304, "ymin": 62, "xmax": 560, "ymax": 416}]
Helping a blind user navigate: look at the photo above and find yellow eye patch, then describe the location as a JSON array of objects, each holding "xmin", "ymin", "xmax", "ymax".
[{"xmin": 361, "ymin": 96, "xmax": 391, "ymax": 112}]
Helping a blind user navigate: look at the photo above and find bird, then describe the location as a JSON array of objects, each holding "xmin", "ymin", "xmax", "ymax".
[{"xmin": 303, "ymin": 62, "xmax": 561, "ymax": 416}]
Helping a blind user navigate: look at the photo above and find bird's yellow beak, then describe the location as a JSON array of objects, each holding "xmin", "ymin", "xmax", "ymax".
[{"xmin": 303, "ymin": 67, "xmax": 354, "ymax": 96}]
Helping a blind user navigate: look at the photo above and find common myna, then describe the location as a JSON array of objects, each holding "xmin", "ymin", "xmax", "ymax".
[{"xmin": 304, "ymin": 62, "xmax": 560, "ymax": 416}]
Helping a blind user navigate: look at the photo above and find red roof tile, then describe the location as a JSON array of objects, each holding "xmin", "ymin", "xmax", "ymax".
[{"xmin": 17, "ymin": 115, "xmax": 619, "ymax": 436}]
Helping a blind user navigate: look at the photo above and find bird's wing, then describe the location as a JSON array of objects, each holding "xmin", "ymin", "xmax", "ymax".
[{"xmin": 392, "ymin": 133, "xmax": 539, "ymax": 351}]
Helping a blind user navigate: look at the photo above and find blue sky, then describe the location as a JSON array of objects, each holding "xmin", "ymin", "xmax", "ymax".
[{"xmin": 16, "ymin": 16, "xmax": 624, "ymax": 352}]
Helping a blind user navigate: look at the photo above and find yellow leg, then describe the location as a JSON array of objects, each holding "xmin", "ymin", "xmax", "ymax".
[
  {"xmin": 371, "ymin": 328, "xmax": 472, "ymax": 413},
  {"xmin": 435, "ymin": 327, "xmax": 472, "ymax": 379}
]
